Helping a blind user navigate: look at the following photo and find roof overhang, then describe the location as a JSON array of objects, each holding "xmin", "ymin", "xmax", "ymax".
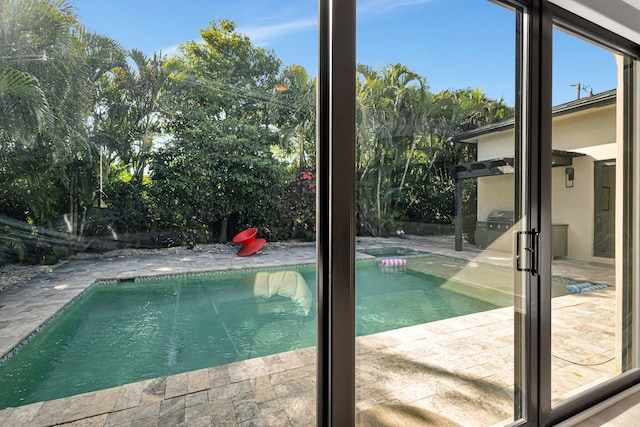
[{"xmin": 450, "ymin": 89, "xmax": 617, "ymax": 144}]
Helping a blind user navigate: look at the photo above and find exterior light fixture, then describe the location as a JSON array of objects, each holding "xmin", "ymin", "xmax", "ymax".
[{"xmin": 565, "ymin": 167, "xmax": 574, "ymax": 188}]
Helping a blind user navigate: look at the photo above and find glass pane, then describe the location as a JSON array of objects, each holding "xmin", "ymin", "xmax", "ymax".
[
  {"xmin": 550, "ymin": 25, "xmax": 638, "ymax": 405},
  {"xmin": 355, "ymin": 1, "xmax": 526, "ymax": 425},
  {"xmin": 0, "ymin": 1, "xmax": 317, "ymax": 424}
]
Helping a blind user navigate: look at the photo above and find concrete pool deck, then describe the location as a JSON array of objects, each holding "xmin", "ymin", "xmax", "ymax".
[{"xmin": 0, "ymin": 236, "xmax": 616, "ymax": 426}]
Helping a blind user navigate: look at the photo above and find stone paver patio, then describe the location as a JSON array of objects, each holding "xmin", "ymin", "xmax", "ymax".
[{"xmin": 0, "ymin": 236, "xmax": 617, "ymax": 426}]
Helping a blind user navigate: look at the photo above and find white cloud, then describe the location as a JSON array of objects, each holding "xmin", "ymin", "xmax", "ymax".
[
  {"xmin": 157, "ymin": 36, "xmax": 204, "ymax": 57},
  {"xmin": 237, "ymin": 0, "xmax": 432, "ymax": 46},
  {"xmin": 238, "ymin": 17, "xmax": 317, "ymax": 46},
  {"xmin": 157, "ymin": 44, "xmax": 181, "ymax": 57},
  {"xmin": 357, "ymin": 0, "xmax": 434, "ymax": 15},
  {"xmin": 154, "ymin": 18, "xmax": 317, "ymax": 53},
  {"xmin": 154, "ymin": 0, "xmax": 432, "ymax": 53}
]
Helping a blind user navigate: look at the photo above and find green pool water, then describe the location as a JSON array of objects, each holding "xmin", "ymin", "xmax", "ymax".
[{"xmin": 0, "ymin": 260, "xmax": 501, "ymax": 409}]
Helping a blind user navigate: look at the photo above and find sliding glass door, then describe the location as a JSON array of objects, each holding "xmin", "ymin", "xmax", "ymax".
[
  {"xmin": 352, "ymin": 1, "xmax": 530, "ymax": 425},
  {"xmin": 542, "ymin": 5, "xmax": 640, "ymax": 424},
  {"xmin": 550, "ymin": 26, "xmax": 622, "ymax": 405},
  {"xmin": 319, "ymin": 1, "xmax": 640, "ymax": 425}
]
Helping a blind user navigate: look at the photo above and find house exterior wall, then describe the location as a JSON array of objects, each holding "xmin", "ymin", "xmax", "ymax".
[
  {"xmin": 477, "ymin": 175, "xmax": 514, "ymax": 223},
  {"xmin": 552, "ymin": 155, "xmax": 594, "ymax": 260},
  {"xmin": 475, "ymin": 104, "xmax": 616, "ymax": 262},
  {"xmin": 553, "ymin": 107, "xmax": 616, "ymax": 149},
  {"xmin": 477, "ymin": 130, "xmax": 514, "ymax": 160}
]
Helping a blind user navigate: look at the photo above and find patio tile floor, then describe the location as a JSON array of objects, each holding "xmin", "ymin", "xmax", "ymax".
[{"xmin": 0, "ymin": 236, "xmax": 616, "ymax": 426}]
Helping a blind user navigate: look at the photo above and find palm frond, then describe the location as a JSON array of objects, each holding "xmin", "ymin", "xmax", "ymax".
[
  {"xmin": 0, "ymin": 67, "xmax": 54, "ymax": 134},
  {"xmin": 0, "ymin": 230, "xmax": 26, "ymax": 263}
]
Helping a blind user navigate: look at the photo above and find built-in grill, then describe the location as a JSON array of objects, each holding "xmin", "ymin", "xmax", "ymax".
[
  {"xmin": 486, "ymin": 210, "xmax": 514, "ymax": 231},
  {"xmin": 475, "ymin": 210, "xmax": 514, "ymax": 249}
]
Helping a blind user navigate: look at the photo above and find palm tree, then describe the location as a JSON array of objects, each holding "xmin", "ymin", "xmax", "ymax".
[
  {"xmin": 0, "ymin": 68, "xmax": 53, "ymax": 144},
  {"xmin": 0, "ymin": 1, "xmax": 125, "ymax": 242},
  {"xmin": 92, "ymin": 49, "xmax": 177, "ymax": 185},
  {"xmin": 355, "ymin": 63, "xmax": 515, "ymax": 235},
  {"xmin": 0, "ymin": 0, "xmax": 76, "ymax": 257},
  {"xmin": 0, "ymin": 0, "xmax": 70, "ymax": 146},
  {"xmin": 356, "ymin": 63, "xmax": 427, "ymax": 235},
  {"xmin": 124, "ymin": 50, "xmax": 178, "ymax": 183},
  {"xmin": 272, "ymin": 65, "xmax": 316, "ymax": 171}
]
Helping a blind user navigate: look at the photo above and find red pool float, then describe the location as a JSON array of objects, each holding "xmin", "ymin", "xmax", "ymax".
[{"xmin": 232, "ymin": 227, "xmax": 266, "ymax": 256}]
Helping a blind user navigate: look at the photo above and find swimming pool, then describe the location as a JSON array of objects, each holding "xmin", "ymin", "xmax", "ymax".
[
  {"xmin": 0, "ymin": 259, "xmax": 509, "ymax": 409},
  {"xmin": 359, "ymin": 246, "xmax": 427, "ymax": 257}
]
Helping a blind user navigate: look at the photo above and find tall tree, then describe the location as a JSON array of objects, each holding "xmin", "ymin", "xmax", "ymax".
[
  {"xmin": 0, "ymin": 0, "xmax": 94, "ymax": 232},
  {"xmin": 90, "ymin": 49, "xmax": 176, "ymax": 185},
  {"xmin": 0, "ymin": 0, "xmax": 127, "ymax": 262},
  {"xmin": 153, "ymin": 19, "xmax": 287, "ymax": 242},
  {"xmin": 272, "ymin": 64, "xmax": 316, "ymax": 170},
  {"xmin": 356, "ymin": 63, "xmax": 428, "ymax": 236},
  {"xmin": 0, "ymin": 0, "xmax": 62, "ymax": 145},
  {"xmin": 399, "ymin": 88, "xmax": 514, "ymax": 225},
  {"xmin": 355, "ymin": 64, "xmax": 514, "ymax": 236}
]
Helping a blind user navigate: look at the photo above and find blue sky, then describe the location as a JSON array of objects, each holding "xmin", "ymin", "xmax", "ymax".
[{"xmin": 72, "ymin": 0, "xmax": 618, "ymax": 106}]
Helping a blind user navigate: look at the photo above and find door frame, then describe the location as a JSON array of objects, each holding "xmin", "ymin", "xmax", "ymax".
[
  {"xmin": 530, "ymin": 2, "xmax": 640, "ymax": 426},
  {"xmin": 316, "ymin": 1, "xmax": 640, "ymax": 426}
]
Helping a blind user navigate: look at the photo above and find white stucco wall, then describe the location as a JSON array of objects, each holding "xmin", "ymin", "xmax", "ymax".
[
  {"xmin": 552, "ymin": 106, "xmax": 616, "ymax": 151},
  {"xmin": 474, "ymin": 104, "xmax": 617, "ymax": 262},
  {"xmin": 477, "ymin": 130, "xmax": 514, "ymax": 160},
  {"xmin": 552, "ymin": 156, "xmax": 594, "ymax": 260},
  {"xmin": 477, "ymin": 175, "xmax": 514, "ymax": 222},
  {"xmin": 552, "ymin": 106, "xmax": 616, "ymax": 262}
]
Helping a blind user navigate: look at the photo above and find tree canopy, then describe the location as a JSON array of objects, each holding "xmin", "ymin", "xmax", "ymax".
[
  {"xmin": 151, "ymin": 19, "xmax": 287, "ymax": 243},
  {"xmin": 0, "ymin": 0, "xmax": 514, "ymax": 263}
]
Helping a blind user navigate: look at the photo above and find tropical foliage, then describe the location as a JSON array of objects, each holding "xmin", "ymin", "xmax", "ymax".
[
  {"xmin": 355, "ymin": 64, "xmax": 513, "ymax": 236},
  {"xmin": 0, "ymin": 0, "xmax": 513, "ymax": 264},
  {"xmin": 151, "ymin": 20, "xmax": 287, "ymax": 244}
]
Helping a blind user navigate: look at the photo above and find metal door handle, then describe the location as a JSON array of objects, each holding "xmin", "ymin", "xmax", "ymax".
[{"xmin": 515, "ymin": 230, "xmax": 539, "ymax": 275}]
